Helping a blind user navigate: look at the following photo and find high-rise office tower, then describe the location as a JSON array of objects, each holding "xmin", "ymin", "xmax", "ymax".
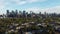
[
  {"xmin": 6, "ymin": 10, "xmax": 10, "ymax": 17},
  {"xmin": 15, "ymin": 10, "xmax": 18, "ymax": 17},
  {"xmin": 23, "ymin": 10, "xmax": 26, "ymax": 18}
]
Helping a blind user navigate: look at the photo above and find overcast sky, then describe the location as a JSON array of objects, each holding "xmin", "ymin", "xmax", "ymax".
[{"xmin": 0, "ymin": 0, "xmax": 60, "ymax": 14}]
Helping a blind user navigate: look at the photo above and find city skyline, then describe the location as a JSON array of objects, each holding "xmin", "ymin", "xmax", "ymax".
[{"xmin": 0, "ymin": 0, "xmax": 60, "ymax": 15}]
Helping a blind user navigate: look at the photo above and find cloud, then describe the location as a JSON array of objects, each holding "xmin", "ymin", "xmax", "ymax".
[
  {"xmin": 16, "ymin": 1, "xmax": 27, "ymax": 5},
  {"xmin": 0, "ymin": 0, "xmax": 6, "ymax": 15},
  {"xmin": 0, "ymin": 0, "xmax": 47, "ymax": 8},
  {"xmin": 27, "ymin": 0, "xmax": 47, "ymax": 3},
  {"xmin": 9, "ymin": 0, "xmax": 47, "ymax": 5},
  {"xmin": 24, "ymin": 7, "xmax": 42, "ymax": 13},
  {"xmin": 25, "ymin": 6, "xmax": 60, "ymax": 14},
  {"xmin": 0, "ymin": 0, "xmax": 5, "ymax": 8},
  {"xmin": 0, "ymin": 0, "xmax": 47, "ymax": 14},
  {"xmin": 43, "ymin": 6, "xmax": 60, "ymax": 13}
]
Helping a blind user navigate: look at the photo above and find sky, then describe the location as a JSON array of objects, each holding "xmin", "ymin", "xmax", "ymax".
[{"xmin": 0, "ymin": 0, "xmax": 60, "ymax": 14}]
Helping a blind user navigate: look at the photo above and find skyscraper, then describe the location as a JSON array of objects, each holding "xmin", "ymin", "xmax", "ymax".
[
  {"xmin": 15, "ymin": 10, "xmax": 18, "ymax": 17},
  {"xmin": 23, "ymin": 10, "xmax": 26, "ymax": 18},
  {"xmin": 6, "ymin": 10, "xmax": 10, "ymax": 17}
]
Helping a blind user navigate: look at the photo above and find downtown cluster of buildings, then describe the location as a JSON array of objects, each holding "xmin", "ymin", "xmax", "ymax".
[
  {"xmin": 0, "ymin": 10, "xmax": 60, "ymax": 18},
  {"xmin": 0, "ymin": 10, "xmax": 60, "ymax": 34}
]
